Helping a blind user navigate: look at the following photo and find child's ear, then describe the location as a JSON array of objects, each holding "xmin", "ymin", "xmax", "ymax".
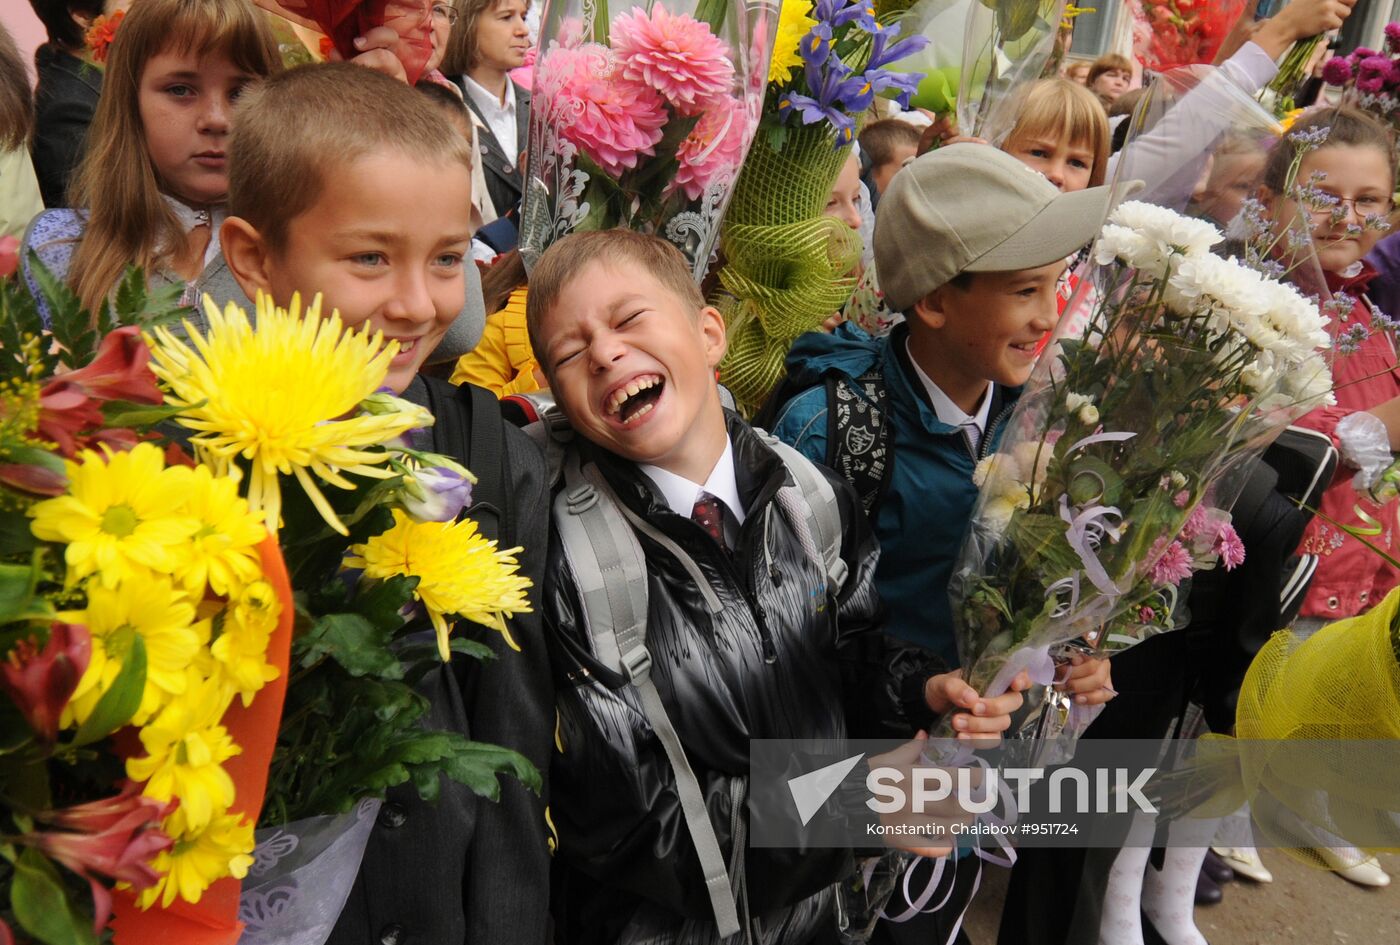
[
  {"xmin": 911, "ymin": 289, "xmax": 948, "ymax": 330},
  {"xmin": 220, "ymin": 216, "xmax": 275, "ymax": 299},
  {"xmin": 698, "ymin": 305, "xmax": 728, "ymax": 370}
]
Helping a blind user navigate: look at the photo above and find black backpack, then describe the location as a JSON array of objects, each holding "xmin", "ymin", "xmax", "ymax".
[
  {"xmin": 419, "ymin": 375, "xmax": 512, "ymax": 546},
  {"xmin": 755, "ymin": 366, "xmax": 894, "ymax": 517}
]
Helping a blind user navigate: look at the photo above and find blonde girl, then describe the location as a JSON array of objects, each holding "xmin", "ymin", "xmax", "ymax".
[
  {"xmin": 22, "ymin": 0, "xmax": 280, "ymax": 322},
  {"xmin": 1000, "ymin": 77, "xmax": 1110, "ymax": 194}
]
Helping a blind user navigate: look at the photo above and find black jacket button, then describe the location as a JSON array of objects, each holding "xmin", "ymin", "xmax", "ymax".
[{"xmin": 377, "ymin": 803, "xmax": 407, "ymax": 829}]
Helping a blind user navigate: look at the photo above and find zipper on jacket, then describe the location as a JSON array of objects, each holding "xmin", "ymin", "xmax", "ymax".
[{"xmin": 978, "ymin": 400, "xmax": 1018, "ymax": 462}]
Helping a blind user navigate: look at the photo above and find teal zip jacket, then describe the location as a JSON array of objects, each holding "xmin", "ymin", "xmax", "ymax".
[{"xmin": 771, "ymin": 323, "xmax": 1019, "ymax": 667}]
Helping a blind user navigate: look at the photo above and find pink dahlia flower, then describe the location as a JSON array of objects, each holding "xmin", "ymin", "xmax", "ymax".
[
  {"xmin": 611, "ymin": 5, "xmax": 734, "ymax": 115},
  {"xmin": 1387, "ymin": 22, "xmax": 1400, "ymax": 53},
  {"xmin": 1357, "ymin": 55, "xmax": 1392, "ymax": 94},
  {"xmin": 673, "ymin": 97, "xmax": 750, "ymax": 200},
  {"xmin": 1321, "ymin": 56, "xmax": 1353, "ymax": 87},
  {"xmin": 1147, "ymin": 537, "xmax": 1193, "ymax": 586},
  {"xmin": 536, "ymin": 42, "xmax": 668, "ymax": 177},
  {"xmin": 1215, "ymin": 524, "xmax": 1246, "ymax": 571}
]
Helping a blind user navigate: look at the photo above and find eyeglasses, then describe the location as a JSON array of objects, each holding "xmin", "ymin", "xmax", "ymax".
[
  {"xmin": 432, "ymin": 2, "xmax": 459, "ymax": 24},
  {"xmin": 1306, "ymin": 192, "xmax": 1393, "ymax": 219}
]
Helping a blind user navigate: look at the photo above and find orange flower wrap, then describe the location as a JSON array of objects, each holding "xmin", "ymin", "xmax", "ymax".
[{"xmin": 109, "ymin": 534, "xmax": 295, "ymax": 943}]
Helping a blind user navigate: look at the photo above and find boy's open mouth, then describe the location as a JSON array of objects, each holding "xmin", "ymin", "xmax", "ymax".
[{"xmin": 605, "ymin": 374, "xmax": 666, "ymax": 425}]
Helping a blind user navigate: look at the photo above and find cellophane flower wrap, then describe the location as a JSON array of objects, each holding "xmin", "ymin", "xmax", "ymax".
[
  {"xmin": 713, "ymin": 0, "xmax": 929, "ymax": 413},
  {"xmin": 520, "ymin": 0, "xmax": 772, "ymax": 279},
  {"xmin": 1126, "ymin": 0, "xmax": 1247, "ymax": 71},
  {"xmin": 252, "ymin": 0, "xmax": 435, "ymax": 83},
  {"xmin": 1319, "ymin": 27, "xmax": 1400, "ymax": 141},
  {"xmin": 954, "ymin": 0, "xmax": 1067, "ymax": 143},
  {"xmin": 936, "ymin": 201, "xmax": 1336, "ymax": 756},
  {"xmin": 0, "ymin": 263, "xmax": 535, "ymax": 945}
]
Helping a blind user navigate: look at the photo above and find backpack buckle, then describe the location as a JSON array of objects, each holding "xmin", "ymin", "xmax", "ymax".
[
  {"xmin": 565, "ymin": 484, "xmax": 598, "ymax": 514},
  {"xmin": 620, "ymin": 644, "xmax": 652, "ymax": 684}
]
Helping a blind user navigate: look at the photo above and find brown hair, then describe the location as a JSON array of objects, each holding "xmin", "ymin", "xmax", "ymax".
[
  {"xmin": 229, "ymin": 62, "xmax": 473, "ymax": 253},
  {"xmin": 859, "ymin": 118, "xmax": 921, "ymax": 169},
  {"xmin": 66, "ymin": 0, "xmax": 280, "ymax": 314},
  {"xmin": 482, "ymin": 249, "xmax": 528, "ymax": 314},
  {"xmin": 28, "ymin": 0, "xmax": 106, "ymax": 51},
  {"xmin": 442, "ymin": 0, "xmax": 531, "ymax": 76},
  {"xmin": 1262, "ymin": 107, "xmax": 1397, "ymax": 194},
  {"xmin": 1087, "ymin": 53, "xmax": 1132, "ymax": 87},
  {"xmin": 0, "ymin": 24, "xmax": 34, "ymax": 150},
  {"xmin": 526, "ymin": 230, "xmax": 704, "ymax": 367},
  {"xmin": 1003, "ymin": 78, "xmax": 1110, "ymax": 187}
]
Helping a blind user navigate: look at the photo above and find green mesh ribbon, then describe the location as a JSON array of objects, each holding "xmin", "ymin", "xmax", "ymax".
[{"xmin": 713, "ymin": 124, "xmax": 862, "ymax": 415}]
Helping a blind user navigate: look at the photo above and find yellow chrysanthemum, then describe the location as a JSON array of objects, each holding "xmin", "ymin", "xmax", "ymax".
[
  {"xmin": 145, "ymin": 292, "xmax": 432, "ymax": 536},
  {"xmin": 347, "ymin": 509, "xmax": 533, "ymax": 661},
  {"xmin": 30, "ymin": 443, "xmax": 198, "ymax": 589},
  {"xmin": 62, "ymin": 573, "xmax": 203, "ymax": 727},
  {"xmin": 771, "ymin": 0, "xmax": 817, "ymax": 84},
  {"xmin": 210, "ymin": 578, "xmax": 282, "ymax": 706},
  {"xmin": 177, "ymin": 465, "xmax": 268, "ymax": 598},
  {"xmin": 126, "ymin": 678, "xmax": 239, "ymax": 836},
  {"xmin": 136, "ymin": 811, "xmax": 255, "ymax": 909}
]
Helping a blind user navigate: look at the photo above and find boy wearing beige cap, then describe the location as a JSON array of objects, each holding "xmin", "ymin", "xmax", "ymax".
[{"xmin": 773, "ymin": 142, "xmax": 1123, "ymax": 686}]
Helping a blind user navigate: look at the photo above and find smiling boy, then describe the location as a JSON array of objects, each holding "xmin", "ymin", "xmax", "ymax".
[
  {"xmin": 219, "ymin": 62, "xmax": 551, "ymax": 945},
  {"xmin": 527, "ymin": 229, "xmax": 1027, "ymax": 945}
]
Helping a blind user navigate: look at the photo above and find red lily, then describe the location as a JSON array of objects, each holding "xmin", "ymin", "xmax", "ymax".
[
  {"xmin": 35, "ymin": 327, "xmax": 163, "ymax": 457},
  {"xmin": 1, "ymin": 622, "xmax": 91, "ymax": 743}
]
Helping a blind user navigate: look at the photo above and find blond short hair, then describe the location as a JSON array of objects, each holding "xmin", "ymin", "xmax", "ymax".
[
  {"xmin": 1003, "ymin": 78, "xmax": 1110, "ymax": 187},
  {"xmin": 526, "ymin": 230, "xmax": 703, "ymax": 369},
  {"xmin": 229, "ymin": 62, "xmax": 473, "ymax": 252}
]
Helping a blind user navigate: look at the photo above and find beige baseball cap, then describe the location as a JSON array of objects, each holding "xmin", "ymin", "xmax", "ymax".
[{"xmin": 874, "ymin": 143, "xmax": 1138, "ymax": 312}]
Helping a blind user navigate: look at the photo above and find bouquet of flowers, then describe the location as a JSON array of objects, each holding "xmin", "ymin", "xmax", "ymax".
[
  {"xmin": 0, "ymin": 268, "xmax": 535, "ymax": 943},
  {"xmin": 253, "ymin": 0, "xmax": 436, "ymax": 82},
  {"xmin": 1320, "ymin": 26, "xmax": 1400, "ymax": 137},
  {"xmin": 1127, "ymin": 0, "xmax": 1247, "ymax": 71},
  {"xmin": 939, "ymin": 201, "xmax": 1335, "ymax": 754},
  {"xmin": 713, "ymin": 0, "xmax": 929, "ymax": 413},
  {"xmin": 519, "ymin": 0, "xmax": 771, "ymax": 280}
]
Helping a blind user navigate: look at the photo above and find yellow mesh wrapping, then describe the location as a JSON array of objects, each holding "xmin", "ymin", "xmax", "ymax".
[
  {"xmin": 713, "ymin": 125, "xmax": 862, "ymax": 415},
  {"xmin": 1227, "ymin": 586, "xmax": 1400, "ymax": 867}
]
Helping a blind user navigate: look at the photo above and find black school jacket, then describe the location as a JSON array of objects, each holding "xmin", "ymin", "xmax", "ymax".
[
  {"xmin": 32, "ymin": 45, "xmax": 102, "ymax": 208},
  {"xmin": 546, "ymin": 413, "xmax": 946, "ymax": 945},
  {"xmin": 453, "ymin": 76, "xmax": 531, "ymax": 220},
  {"xmin": 328, "ymin": 378, "xmax": 553, "ymax": 945}
]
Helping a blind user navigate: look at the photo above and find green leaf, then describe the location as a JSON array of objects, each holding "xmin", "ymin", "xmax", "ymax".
[
  {"xmin": 26, "ymin": 252, "xmax": 96, "ymax": 371},
  {"xmin": 0, "ymin": 508, "xmax": 40, "ymax": 556},
  {"xmin": 397, "ymin": 636, "xmax": 495, "ymax": 666},
  {"xmin": 302, "ymin": 613, "xmax": 403, "ymax": 679},
  {"xmin": 11, "ymin": 848, "xmax": 99, "ymax": 945},
  {"xmin": 442, "ymin": 741, "xmax": 542, "ymax": 800},
  {"xmin": 0, "ymin": 560, "xmax": 40, "ymax": 624},
  {"xmin": 354, "ymin": 576, "xmax": 418, "ymax": 633},
  {"xmin": 100, "ymin": 399, "xmax": 198, "ymax": 428},
  {"xmin": 113, "ymin": 266, "xmax": 146, "ymax": 321},
  {"xmin": 72, "ymin": 634, "xmax": 146, "ymax": 747}
]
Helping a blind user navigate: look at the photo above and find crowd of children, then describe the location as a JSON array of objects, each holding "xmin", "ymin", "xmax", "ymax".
[{"xmin": 4, "ymin": 0, "xmax": 1398, "ymax": 941}]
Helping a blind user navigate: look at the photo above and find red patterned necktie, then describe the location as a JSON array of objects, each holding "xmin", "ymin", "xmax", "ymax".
[{"xmin": 691, "ymin": 492, "xmax": 726, "ymax": 546}]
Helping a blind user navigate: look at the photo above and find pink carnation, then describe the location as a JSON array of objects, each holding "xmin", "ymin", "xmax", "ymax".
[
  {"xmin": 1322, "ymin": 56, "xmax": 1354, "ymax": 87},
  {"xmin": 1147, "ymin": 537, "xmax": 1193, "ymax": 586},
  {"xmin": 535, "ymin": 42, "xmax": 668, "ymax": 177},
  {"xmin": 611, "ymin": 5, "xmax": 734, "ymax": 115},
  {"xmin": 1214, "ymin": 523, "xmax": 1246, "ymax": 570},
  {"xmin": 1179, "ymin": 503, "xmax": 1210, "ymax": 540},
  {"xmin": 673, "ymin": 97, "xmax": 750, "ymax": 200}
]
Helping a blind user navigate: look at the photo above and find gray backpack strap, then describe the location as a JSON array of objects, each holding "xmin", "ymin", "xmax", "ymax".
[
  {"xmin": 757, "ymin": 433, "xmax": 849, "ymax": 595},
  {"xmin": 552, "ymin": 449, "xmax": 741, "ymax": 938}
]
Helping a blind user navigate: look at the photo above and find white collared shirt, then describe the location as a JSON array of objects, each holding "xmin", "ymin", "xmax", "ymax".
[
  {"xmin": 461, "ymin": 74, "xmax": 519, "ymax": 167},
  {"xmin": 640, "ymin": 439, "xmax": 747, "ymax": 544},
  {"xmin": 906, "ymin": 339, "xmax": 992, "ymax": 451}
]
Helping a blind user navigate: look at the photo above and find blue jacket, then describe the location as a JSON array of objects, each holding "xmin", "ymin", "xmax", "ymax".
[{"xmin": 771, "ymin": 324, "xmax": 1019, "ymax": 667}]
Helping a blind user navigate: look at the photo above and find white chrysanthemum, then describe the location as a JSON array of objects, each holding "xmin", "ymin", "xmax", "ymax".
[
  {"xmin": 1109, "ymin": 201, "xmax": 1224, "ymax": 258},
  {"xmin": 1093, "ymin": 223, "xmax": 1172, "ymax": 277},
  {"xmin": 1281, "ymin": 353, "xmax": 1336, "ymax": 408}
]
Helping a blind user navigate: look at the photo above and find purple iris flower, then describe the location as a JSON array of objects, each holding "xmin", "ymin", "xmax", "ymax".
[
  {"xmin": 863, "ymin": 66, "xmax": 922, "ymax": 109},
  {"xmin": 813, "ymin": 0, "xmax": 876, "ymax": 30},
  {"xmin": 865, "ymin": 21, "xmax": 929, "ymax": 71},
  {"xmin": 800, "ymin": 22, "xmax": 834, "ymax": 67}
]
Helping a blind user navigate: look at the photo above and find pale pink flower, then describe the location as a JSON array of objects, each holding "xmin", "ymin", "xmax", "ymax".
[
  {"xmin": 1147, "ymin": 537, "xmax": 1193, "ymax": 586},
  {"xmin": 1179, "ymin": 503, "xmax": 1210, "ymax": 540},
  {"xmin": 611, "ymin": 5, "xmax": 734, "ymax": 115},
  {"xmin": 1172, "ymin": 489, "xmax": 1191, "ymax": 509},
  {"xmin": 1215, "ymin": 524, "xmax": 1246, "ymax": 571},
  {"xmin": 672, "ymin": 96, "xmax": 750, "ymax": 200},
  {"xmin": 1138, "ymin": 606, "xmax": 1156, "ymax": 623},
  {"xmin": 536, "ymin": 42, "xmax": 668, "ymax": 177}
]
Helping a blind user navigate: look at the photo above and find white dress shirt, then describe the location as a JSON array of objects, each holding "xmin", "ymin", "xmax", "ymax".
[
  {"xmin": 906, "ymin": 340, "xmax": 992, "ymax": 452},
  {"xmin": 640, "ymin": 439, "xmax": 747, "ymax": 545},
  {"xmin": 462, "ymin": 74, "xmax": 520, "ymax": 168}
]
